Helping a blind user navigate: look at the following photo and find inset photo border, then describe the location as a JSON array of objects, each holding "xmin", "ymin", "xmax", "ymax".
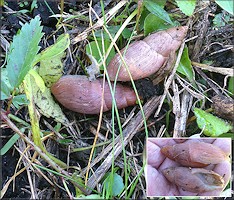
[{"xmin": 145, "ymin": 138, "xmax": 231, "ymax": 197}]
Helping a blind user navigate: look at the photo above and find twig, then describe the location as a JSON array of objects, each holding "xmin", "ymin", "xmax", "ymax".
[
  {"xmin": 154, "ymin": 41, "xmax": 186, "ymax": 117},
  {"xmin": 173, "ymin": 90, "xmax": 193, "ymax": 137}
]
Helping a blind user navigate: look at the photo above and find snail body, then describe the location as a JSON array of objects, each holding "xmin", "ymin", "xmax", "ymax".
[
  {"xmin": 107, "ymin": 26, "xmax": 188, "ymax": 81},
  {"xmin": 51, "ymin": 75, "xmax": 137, "ymax": 114},
  {"xmin": 162, "ymin": 167, "xmax": 224, "ymax": 193},
  {"xmin": 161, "ymin": 141, "xmax": 227, "ymax": 167}
]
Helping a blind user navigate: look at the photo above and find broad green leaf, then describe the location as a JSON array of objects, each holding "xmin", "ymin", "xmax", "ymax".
[
  {"xmin": 0, "ymin": 133, "xmax": 20, "ymax": 155},
  {"xmin": 215, "ymin": 0, "xmax": 233, "ymax": 15},
  {"xmin": 29, "ymin": 69, "xmax": 46, "ymax": 92},
  {"xmin": 144, "ymin": 0, "xmax": 174, "ymax": 25},
  {"xmin": 139, "ymin": 7, "xmax": 150, "ymax": 31},
  {"xmin": 33, "ymin": 34, "xmax": 70, "ymax": 65},
  {"xmin": 150, "ymin": 0, "xmax": 167, "ymax": 8},
  {"xmin": 39, "ymin": 55, "xmax": 64, "ymax": 87},
  {"xmin": 1, "ymin": 80, "xmax": 11, "ymax": 100},
  {"xmin": 24, "ymin": 72, "xmax": 67, "ymax": 167},
  {"xmin": 1, "ymin": 68, "xmax": 16, "ymax": 100},
  {"xmin": 27, "ymin": 70, "xmax": 69, "ymax": 125},
  {"xmin": 36, "ymin": 34, "xmax": 70, "ymax": 87},
  {"xmin": 194, "ymin": 108, "xmax": 232, "ymax": 136},
  {"xmin": 86, "ymin": 39, "xmax": 115, "ymax": 70},
  {"xmin": 1, "ymin": 68, "xmax": 14, "ymax": 90},
  {"xmin": 177, "ymin": 46, "xmax": 195, "ymax": 83},
  {"xmin": 24, "ymin": 72, "xmax": 43, "ymax": 149},
  {"xmin": 6, "ymin": 16, "xmax": 43, "ymax": 88},
  {"xmin": 175, "ymin": 0, "xmax": 196, "ymax": 16},
  {"xmin": 144, "ymin": 13, "xmax": 174, "ymax": 35},
  {"xmin": 103, "ymin": 172, "xmax": 124, "ymax": 197}
]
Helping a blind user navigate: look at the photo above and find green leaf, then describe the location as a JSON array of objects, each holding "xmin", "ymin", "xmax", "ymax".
[
  {"xmin": 86, "ymin": 39, "xmax": 115, "ymax": 70},
  {"xmin": 175, "ymin": 0, "xmax": 196, "ymax": 16},
  {"xmin": 94, "ymin": 26, "xmax": 132, "ymax": 39},
  {"xmin": 1, "ymin": 80, "xmax": 11, "ymax": 100},
  {"xmin": 152, "ymin": 0, "xmax": 167, "ymax": 8},
  {"xmin": 0, "ymin": 133, "xmax": 20, "ymax": 155},
  {"xmin": 33, "ymin": 34, "xmax": 70, "ymax": 65},
  {"xmin": 103, "ymin": 172, "xmax": 124, "ymax": 197},
  {"xmin": 194, "ymin": 108, "xmax": 232, "ymax": 137},
  {"xmin": 12, "ymin": 94, "xmax": 29, "ymax": 109},
  {"xmin": 144, "ymin": 13, "xmax": 174, "ymax": 35},
  {"xmin": 144, "ymin": 0, "xmax": 174, "ymax": 25},
  {"xmin": 215, "ymin": 0, "xmax": 234, "ymax": 15},
  {"xmin": 1, "ymin": 68, "xmax": 15, "ymax": 100},
  {"xmin": 26, "ymin": 70, "xmax": 69, "ymax": 126},
  {"xmin": 30, "ymin": 69, "xmax": 46, "ymax": 92},
  {"xmin": 6, "ymin": 16, "xmax": 43, "ymax": 88},
  {"xmin": 213, "ymin": 12, "xmax": 231, "ymax": 27},
  {"xmin": 139, "ymin": 8, "xmax": 150, "ymax": 31},
  {"xmin": 1, "ymin": 68, "xmax": 14, "ymax": 90},
  {"xmin": 177, "ymin": 46, "xmax": 195, "ymax": 83},
  {"xmin": 36, "ymin": 34, "xmax": 70, "ymax": 87}
]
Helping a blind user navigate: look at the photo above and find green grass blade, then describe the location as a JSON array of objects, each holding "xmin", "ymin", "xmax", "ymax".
[{"xmin": 0, "ymin": 133, "xmax": 20, "ymax": 155}]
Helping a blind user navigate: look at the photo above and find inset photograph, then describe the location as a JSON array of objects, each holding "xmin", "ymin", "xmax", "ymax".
[{"xmin": 145, "ymin": 138, "xmax": 231, "ymax": 197}]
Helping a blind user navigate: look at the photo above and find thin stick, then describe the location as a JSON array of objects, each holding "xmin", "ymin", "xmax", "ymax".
[{"xmin": 154, "ymin": 41, "xmax": 186, "ymax": 117}]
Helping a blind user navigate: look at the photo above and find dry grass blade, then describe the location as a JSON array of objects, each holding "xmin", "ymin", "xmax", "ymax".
[
  {"xmin": 154, "ymin": 40, "xmax": 186, "ymax": 117},
  {"xmin": 192, "ymin": 61, "xmax": 234, "ymax": 77},
  {"xmin": 71, "ymin": 0, "xmax": 128, "ymax": 44}
]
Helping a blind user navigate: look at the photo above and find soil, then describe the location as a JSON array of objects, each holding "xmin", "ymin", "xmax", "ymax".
[{"xmin": 1, "ymin": 0, "xmax": 233, "ymax": 199}]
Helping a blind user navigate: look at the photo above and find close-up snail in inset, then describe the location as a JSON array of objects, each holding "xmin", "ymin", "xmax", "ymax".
[
  {"xmin": 51, "ymin": 26, "xmax": 188, "ymax": 114},
  {"xmin": 146, "ymin": 139, "xmax": 231, "ymax": 196}
]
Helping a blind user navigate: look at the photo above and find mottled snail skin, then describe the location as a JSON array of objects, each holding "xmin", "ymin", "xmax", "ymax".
[
  {"xmin": 162, "ymin": 167, "xmax": 224, "ymax": 193},
  {"xmin": 161, "ymin": 142, "xmax": 227, "ymax": 167},
  {"xmin": 107, "ymin": 26, "xmax": 188, "ymax": 81},
  {"xmin": 51, "ymin": 75, "xmax": 137, "ymax": 114}
]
